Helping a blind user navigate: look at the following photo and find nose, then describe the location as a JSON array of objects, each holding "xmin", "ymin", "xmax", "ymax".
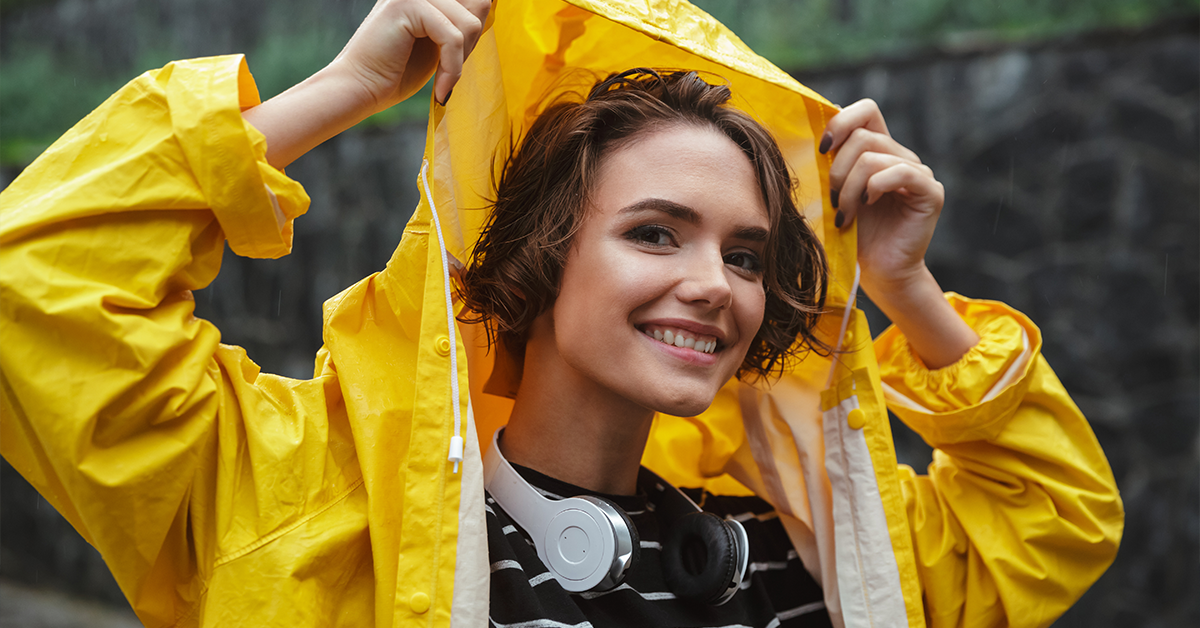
[{"xmin": 675, "ymin": 248, "xmax": 733, "ymax": 310}]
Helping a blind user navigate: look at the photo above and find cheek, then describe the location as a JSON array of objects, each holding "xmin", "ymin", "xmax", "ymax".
[
  {"xmin": 567, "ymin": 242, "xmax": 659, "ymax": 304},
  {"xmin": 735, "ymin": 283, "xmax": 768, "ymax": 345},
  {"xmin": 555, "ymin": 245, "xmax": 645, "ymax": 333}
]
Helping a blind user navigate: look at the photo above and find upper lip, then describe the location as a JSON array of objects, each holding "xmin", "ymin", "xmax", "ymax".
[{"xmin": 636, "ymin": 318, "xmax": 727, "ymax": 343}]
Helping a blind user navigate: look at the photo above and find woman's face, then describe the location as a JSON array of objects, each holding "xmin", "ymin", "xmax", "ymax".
[{"xmin": 536, "ymin": 123, "xmax": 769, "ymax": 417}]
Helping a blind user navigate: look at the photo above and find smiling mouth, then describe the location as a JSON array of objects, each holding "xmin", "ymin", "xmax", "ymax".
[{"xmin": 639, "ymin": 325, "xmax": 720, "ymax": 354}]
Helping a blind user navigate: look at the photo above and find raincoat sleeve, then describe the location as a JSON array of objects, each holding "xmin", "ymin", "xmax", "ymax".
[
  {"xmin": 873, "ymin": 293, "xmax": 1123, "ymax": 627},
  {"xmin": 0, "ymin": 56, "xmax": 363, "ymax": 625}
]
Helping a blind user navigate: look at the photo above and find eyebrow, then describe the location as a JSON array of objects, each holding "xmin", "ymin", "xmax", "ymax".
[{"xmin": 618, "ymin": 198, "xmax": 770, "ymax": 242}]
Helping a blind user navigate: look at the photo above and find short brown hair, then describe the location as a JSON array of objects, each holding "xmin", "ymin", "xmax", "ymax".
[{"xmin": 459, "ymin": 69, "xmax": 828, "ymax": 379}]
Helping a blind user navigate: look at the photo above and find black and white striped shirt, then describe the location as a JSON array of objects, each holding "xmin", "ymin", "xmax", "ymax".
[{"xmin": 487, "ymin": 464, "xmax": 832, "ymax": 628}]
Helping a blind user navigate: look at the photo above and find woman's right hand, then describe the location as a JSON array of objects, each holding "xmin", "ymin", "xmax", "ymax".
[
  {"xmin": 337, "ymin": 0, "xmax": 492, "ymax": 112},
  {"xmin": 244, "ymin": 0, "xmax": 491, "ymax": 169}
]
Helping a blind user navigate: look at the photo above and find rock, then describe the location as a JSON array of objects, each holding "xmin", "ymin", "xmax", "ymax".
[{"xmin": 1059, "ymin": 159, "xmax": 1117, "ymax": 242}]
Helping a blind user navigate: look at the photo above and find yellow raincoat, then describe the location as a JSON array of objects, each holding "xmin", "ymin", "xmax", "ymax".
[{"xmin": 0, "ymin": 1, "xmax": 1122, "ymax": 627}]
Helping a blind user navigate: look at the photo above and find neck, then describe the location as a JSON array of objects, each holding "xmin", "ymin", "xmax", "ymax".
[{"xmin": 501, "ymin": 344, "xmax": 655, "ymax": 496}]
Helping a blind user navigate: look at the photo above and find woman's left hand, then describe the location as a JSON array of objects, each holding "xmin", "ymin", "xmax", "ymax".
[
  {"xmin": 822, "ymin": 99, "xmax": 979, "ymax": 369},
  {"xmin": 822, "ymin": 98, "xmax": 944, "ymax": 294}
]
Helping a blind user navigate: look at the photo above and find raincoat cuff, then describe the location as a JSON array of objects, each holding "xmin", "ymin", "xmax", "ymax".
[
  {"xmin": 167, "ymin": 55, "xmax": 308, "ymax": 259},
  {"xmin": 873, "ymin": 293, "xmax": 1044, "ymax": 445}
]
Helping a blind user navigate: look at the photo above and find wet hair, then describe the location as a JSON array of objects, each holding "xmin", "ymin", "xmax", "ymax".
[{"xmin": 458, "ymin": 68, "xmax": 829, "ymax": 380}]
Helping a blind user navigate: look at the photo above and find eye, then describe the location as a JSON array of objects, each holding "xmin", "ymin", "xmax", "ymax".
[
  {"xmin": 625, "ymin": 224, "xmax": 675, "ymax": 247},
  {"xmin": 724, "ymin": 250, "xmax": 763, "ymax": 275}
]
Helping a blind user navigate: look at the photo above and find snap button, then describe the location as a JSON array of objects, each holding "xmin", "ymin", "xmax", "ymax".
[
  {"xmin": 410, "ymin": 591, "xmax": 431, "ymax": 614},
  {"xmin": 435, "ymin": 335, "xmax": 452, "ymax": 356},
  {"xmin": 846, "ymin": 408, "xmax": 866, "ymax": 430}
]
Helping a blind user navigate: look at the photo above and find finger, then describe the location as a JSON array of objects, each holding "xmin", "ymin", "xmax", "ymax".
[
  {"xmin": 819, "ymin": 98, "xmax": 889, "ymax": 155},
  {"xmin": 862, "ymin": 162, "xmax": 944, "ymax": 212},
  {"xmin": 424, "ymin": 0, "xmax": 483, "ymax": 103},
  {"xmin": 828, "ymin": 127, "xmax": 923, "ymax": 201},
  {"xmin": 835, "ymin": 152, "xmax": 912, "ymax": 228},
  {"xmin": 458, "ymin": 0, "xmax": 493, "ymax": 29},
  {"xmin": 431, "ymin": 0, "xmax": 486, "ymax": 57}
]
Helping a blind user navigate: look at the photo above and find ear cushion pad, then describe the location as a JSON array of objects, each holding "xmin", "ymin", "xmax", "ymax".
[
  {"xmin": 607, "ymin": 496, "xmax": 642, "ymax": 573},
  {"xmin": 661, "ymin": 512, "xmax": 738, "ymax": 603}
]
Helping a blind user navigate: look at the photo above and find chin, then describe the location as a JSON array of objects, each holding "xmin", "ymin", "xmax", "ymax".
[{"xmin": 645, "ymin": 385, "xmax": 720, "ymax": 418}]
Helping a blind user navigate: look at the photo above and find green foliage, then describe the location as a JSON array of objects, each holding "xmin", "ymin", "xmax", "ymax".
[
  {"xmin": 0, "ymin": 19, "xmax": 439, "ymax": 166},
  {"xmin": 1, "ymin": 0, "xmax": 1196, "ymax": 167},
  {"xmin": 693, "ymin": 0, "xmax": 1200, "ymax": 69},
  {"xmin": 0, "ymin": 49, "xmax": 125, "ymax": 165}
]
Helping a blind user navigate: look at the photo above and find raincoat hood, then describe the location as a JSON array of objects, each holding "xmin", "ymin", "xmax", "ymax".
[
  {"xmin": 410, "ymin": 0, "xmax": 858, "ymax": 457},
  {"xmin": 322, "ymin": 1, "xmax": 895, "ymax": 625}
]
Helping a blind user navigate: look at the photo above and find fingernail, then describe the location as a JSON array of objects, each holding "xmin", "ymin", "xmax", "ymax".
[
  {"xmin": 818, "ymin": 132, "xmax": 833, "ymax": 154},
  {"xmin": 834, "ymin": 210, "xmax": 845, "ymax": 229},
  {"xmin": 830, "ymin": 189, "xmax": 839, "ymax": 208},
  {"xmin": 860, "ymin": 190, "xmax": 869, "ymax": 205},
  {"xmin": 438, "ymin": 88, "xmax": 454, "ymax": 107}
]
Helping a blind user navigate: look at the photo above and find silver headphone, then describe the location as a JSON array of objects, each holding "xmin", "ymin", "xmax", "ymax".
[{"xmin": 482, "ymin": 428, "xmax": 750, "ymax": 604}]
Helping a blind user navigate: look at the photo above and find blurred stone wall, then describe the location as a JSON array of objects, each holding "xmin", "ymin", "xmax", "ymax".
[
  {"xmin": 1, "ymin": 13, "xmax": 1196, "ymax": 628},
  {"xmin": 793, "ymin": 19, "xmax": 1199, "ymax": 627}
]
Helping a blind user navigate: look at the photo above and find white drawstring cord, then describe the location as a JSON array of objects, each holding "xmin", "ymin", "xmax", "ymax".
[
  {"xmin": 825, "ymin": 262, "xmax": 861, "ymax": 390},
  {"xmin": 420, "ymin": 159, "xmax": 465, "ymax": 473}
]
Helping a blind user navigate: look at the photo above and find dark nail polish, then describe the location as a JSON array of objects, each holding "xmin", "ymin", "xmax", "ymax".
[
  {"xmin": 818, "ymin": 132, "xmax": 833, "ymax": 154},
  {"xmin": 438, "ymin": 88, "xmax": 454, "ymax": 106},
  {"xmin": 830, "ymin": 189, "xmax": 839, "ymax": 208},
  {"xmin": 860, "ymin": 190, "xmax": 869, "ymax": 205},
  {"xmin": 834, "ymin": 210, "xmax": 845, "ymax": 229}
]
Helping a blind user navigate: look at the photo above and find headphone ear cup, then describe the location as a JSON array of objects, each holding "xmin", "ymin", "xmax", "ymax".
[
  {"xmin": 564, "ymin": 495, "xmax": 639, "ymax": 591},
  {"xmin": 661, "ymin": 512, "xmax": 738, "ymax": 604},
  {"xmin": 610, "ymin": 499, "xmax": 641, "ymax": 570}
]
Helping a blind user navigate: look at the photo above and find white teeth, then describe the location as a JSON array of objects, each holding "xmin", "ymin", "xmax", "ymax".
[{"xmin": 645, "ymin": 326, "xmax": 717, "ymax": 354}]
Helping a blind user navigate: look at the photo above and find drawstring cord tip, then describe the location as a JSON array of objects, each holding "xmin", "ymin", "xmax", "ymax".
[{"xmin": 449, "ymin": 435, "xmax": 464, "ymax": 474}]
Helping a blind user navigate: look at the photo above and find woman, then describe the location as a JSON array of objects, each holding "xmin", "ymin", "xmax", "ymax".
[{"xmin": 0, "ymin": 1, "xmax": 1122, "ymax": 627}]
